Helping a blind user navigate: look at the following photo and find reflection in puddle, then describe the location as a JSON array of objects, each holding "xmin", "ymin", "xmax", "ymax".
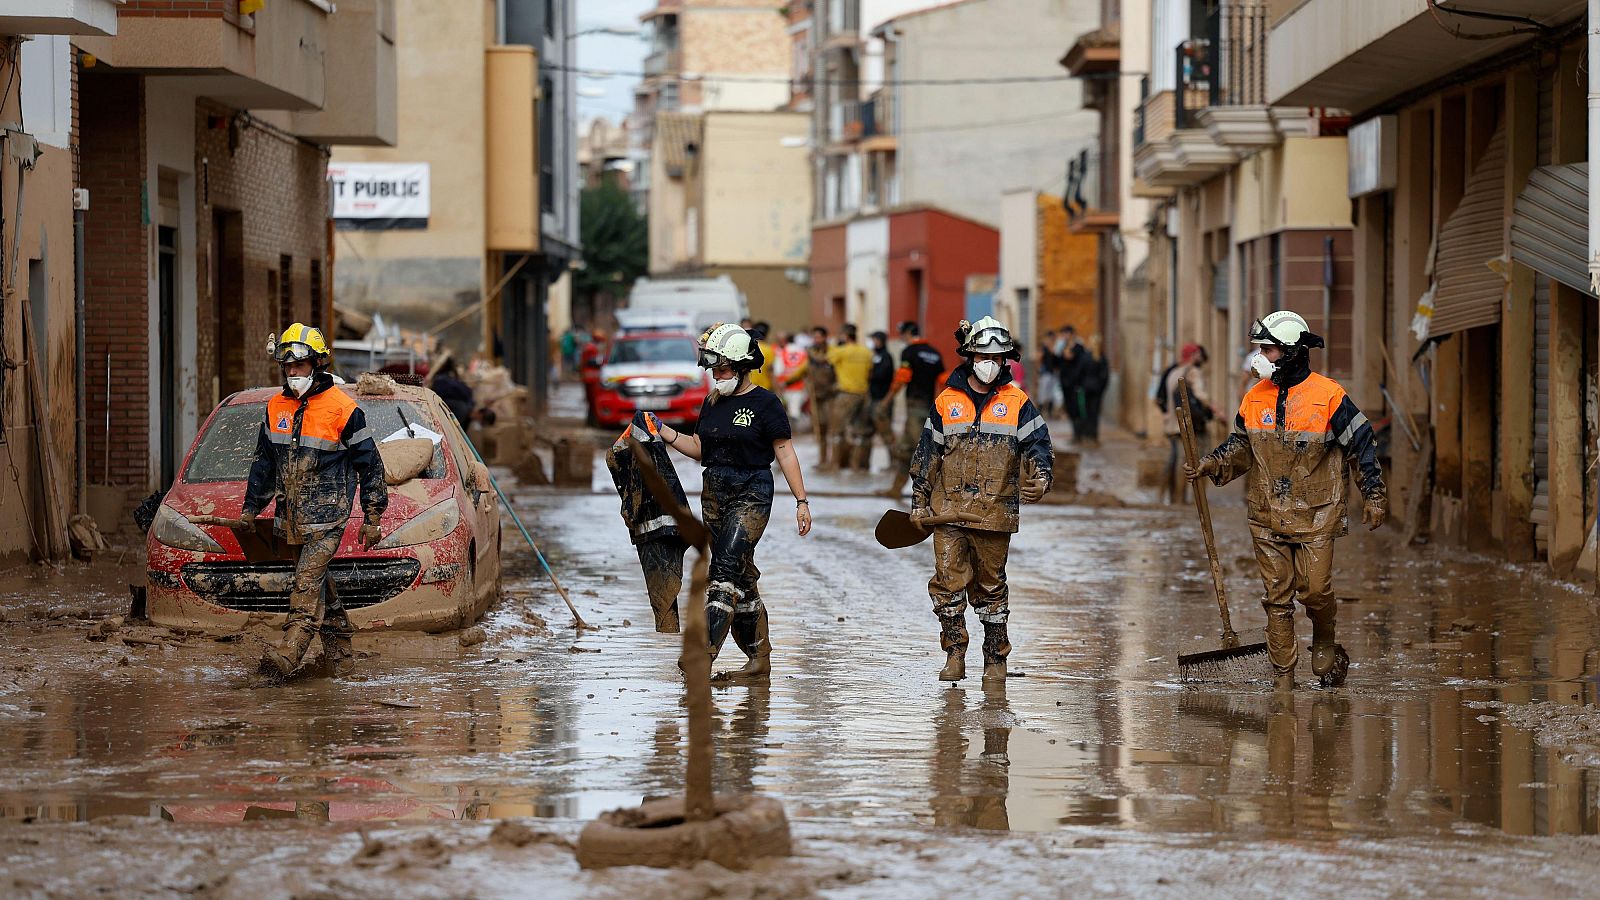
[{"xmin": 3, "ymin": 486, "xmax": 1600, "ymax": 843}]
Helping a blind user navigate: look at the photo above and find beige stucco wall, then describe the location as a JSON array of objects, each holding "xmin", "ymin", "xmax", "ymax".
[
  {"xmin": 1232, "ymin": 136, "xmax": 1351, "ymax": 243},
  {"xmin": 648, "ymin": 141, "xmax": 690, "ymax": 274},
  {"xmin": 700, "ymin": 112, "xmax": 810, "ymax": 267},
  {"xmin": 331, "ymin": 0, "xmax": 488, "ymax": 349}
]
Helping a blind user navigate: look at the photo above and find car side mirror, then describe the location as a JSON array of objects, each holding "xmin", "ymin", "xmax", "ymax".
[{"xmin": 467, "ymin": 460, "xmax": 492, "ymax": 496}]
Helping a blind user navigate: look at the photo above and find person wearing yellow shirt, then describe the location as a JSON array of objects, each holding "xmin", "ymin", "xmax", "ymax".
[
  {"xmin": 826, "ymin": 324, "xmax": 875, "ymax": 470},
  {"xmin": 747, "ymin": 322, "xmax": 776, "ymax": 390}
]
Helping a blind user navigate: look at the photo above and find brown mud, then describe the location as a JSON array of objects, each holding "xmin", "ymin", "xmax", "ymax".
[{"xmin": 6, "ymin": 401, "xmax": 1600, "ymax": 895}]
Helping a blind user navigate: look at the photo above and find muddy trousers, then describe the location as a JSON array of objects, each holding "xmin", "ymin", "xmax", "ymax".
[
  {"xmin": 809, "ymin": 393, "xmax": 835, "ymax": 465},
  {"xmin": 1253, "ymin": 536, "xmax": 1336, "ymax": 675},
  {"xmin": 930, "ymin": 526, "xmax": 1012, "ymax": 661},
  {"xmin": 635, "ymin": 536, "xmax": 687, "ymax": 634},
  {"xmin": 892, "ymin": 401, "xmax": 932, "ymax": 473},
  {"xmin": 284, "ymin": 528, "xmax": 353, "ymax": 663},
  {"xmin": 702, "ymin": 466, "xmax": 774, "ymax": 661},
  {"xmin": 830, "ymin": 391, "xmax": 871, "ymax": 468}
]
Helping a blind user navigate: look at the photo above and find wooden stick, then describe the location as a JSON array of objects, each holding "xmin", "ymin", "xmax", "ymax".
[
  {"xmin": 21, "ymin": 299, "xmax": 70, "ymax": 561},
  {"xmin": 1177, "ymin": 378, "xmax": 1237, "ymax": 648}
]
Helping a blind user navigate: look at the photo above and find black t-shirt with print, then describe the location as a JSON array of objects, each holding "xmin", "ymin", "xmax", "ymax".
[
  {"xmin": 697, "ymin": 386, "xmax": 792, "ymax": 469},
  {"xmin": 900, "ymin": 341, "xmax": 946, "ymax": 404}
]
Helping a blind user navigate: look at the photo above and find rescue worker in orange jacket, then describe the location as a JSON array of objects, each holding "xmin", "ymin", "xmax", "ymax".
[
  {"xmin": 910, "ymin": 317, "xmax": 1052, "ymax": 682},
  {"xmin": 239, "ymin": 324, "xmax": 388, "ymax": 677},
  {"xmin": 1187, "ymin": 311, "xmax": 1387, "ymax": 690}
]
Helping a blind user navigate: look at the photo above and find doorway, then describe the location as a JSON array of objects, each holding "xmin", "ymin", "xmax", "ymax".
[
  {"xmin": 212, "ymin": 209, "xmax": 245, "ymax": 401},
  {"xmin": 158, "ymin": 226, "xmax": 178, "ymax": 487}
]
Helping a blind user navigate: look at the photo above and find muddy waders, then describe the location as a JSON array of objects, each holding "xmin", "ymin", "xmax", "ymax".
[
  {"xmin": 702, "ymin": 466, "xmax": 774, "ymax": 677},
  {"xmin": 930, "ymin": 525, "xmax": 1011, "ymax": 681},
  {"xmin": 1255, "ymin": 536, "xmax": 1347, "ymax": 688},
  {"xmin": 263, "ymin": 528, "xmax": 348, "ymax": 675}
]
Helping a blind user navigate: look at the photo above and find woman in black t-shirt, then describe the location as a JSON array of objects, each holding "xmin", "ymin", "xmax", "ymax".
[{"xmin": 654, "ymin": 323, "xmax": 811, "ymax": 681}]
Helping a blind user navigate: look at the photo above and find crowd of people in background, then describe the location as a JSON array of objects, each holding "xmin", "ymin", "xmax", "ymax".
[{"xmin": 558, "ymin": 317, "xmax": 1119, "ymax": 458}]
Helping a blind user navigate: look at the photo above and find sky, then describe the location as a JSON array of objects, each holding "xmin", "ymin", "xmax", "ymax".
[{"xmin": 575, "ymin": 0, "xmax": 654, "ymax": 125}]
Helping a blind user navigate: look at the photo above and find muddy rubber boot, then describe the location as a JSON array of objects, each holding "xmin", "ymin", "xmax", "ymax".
[
  {"xmin": 981, "ymin": 622, "xmax": 1010, "ymax": 681},
  {"xmin": 1314, "ymin": 644, "xmax": 1349, "ymax": 688},
  {"xmin": 263, "ymin": 623, "xmax": 314, "ymax": 676},
  {"xmin": 939, "ymin": 652, "xmax": 966, "ymax": 682},
  {"xmin": 323, "ymin": 632, "xmax": 356, "ymax": 678},
  {"xmin": 1272, "ymin": 672, "xmax": 1296, "ymax": 692},
  {"xmin": 937, "ymin": 615, "xmax": 968, "ymax": 681},
  {"xmin": 877, "ymin": 470, "xmax": 909, "ymax": 499},
  {"xmin": 718, "ymin": 609, "xmax": 771, "ymax": 682},
  {"xmin": 705, "ymin": 604, "xmax": 734, "ymax": 661}
]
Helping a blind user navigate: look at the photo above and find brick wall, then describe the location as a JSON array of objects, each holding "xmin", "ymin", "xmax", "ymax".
[
  {"xmin": 193, "ymin": 101, "xmax": 330, "ymax": 412},
  {"xmin": 80, "ymin": 74, "xmax": 150, "ymax": 490}
]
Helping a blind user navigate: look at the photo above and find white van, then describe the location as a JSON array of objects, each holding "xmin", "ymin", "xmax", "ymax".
[{"xmin": 627, "ymin": 275, "xmax": 748, "ymax": 335}]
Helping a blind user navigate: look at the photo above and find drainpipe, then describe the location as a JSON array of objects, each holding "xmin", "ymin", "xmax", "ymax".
[
  {"xmin": 74, "ymin": 203, "xmax": 86, "ymax": 513},
  {"xmin": 1590, "ymin": 0, "xmax": 1600, "ymax": 296}
]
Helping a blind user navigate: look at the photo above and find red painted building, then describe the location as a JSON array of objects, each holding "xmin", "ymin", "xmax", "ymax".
[{"xmin": 809, "ymin": 206, "xmax": 999, "ymax": 362}]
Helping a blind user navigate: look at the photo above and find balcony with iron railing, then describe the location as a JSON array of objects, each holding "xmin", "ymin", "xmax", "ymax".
[
  {"xmin": 644, "ymin": 43, "xmax": 681, "ymax": 77},
  {"xmin": 828, "ymin": 98, "xmax": 878, "ymax": 144},
  {"xmin": 1134, "ymin": 2, "xmax": 1316, "ymax": 189},
  {"xmin": 824, "ymin": 0, "xmax": 861, "ymax": 45}
]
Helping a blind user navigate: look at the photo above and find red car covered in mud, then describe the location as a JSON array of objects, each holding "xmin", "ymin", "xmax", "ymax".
[
  {"xmin": 587, "ymin": 331, "xmax": 709, "ymax": 428},
  {"xmin": 146, "ymin": 382, "xmax": 501, "ymax": 632}
]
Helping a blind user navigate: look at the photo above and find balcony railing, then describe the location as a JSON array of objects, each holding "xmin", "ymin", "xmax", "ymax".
[
  {"xmin": 1133, "ymin": 75, "xmax": 1148, "ymax": 147},
  {"xmin": 1174, "ymin": 2, "xmax": 1267, "ymax": 128},
  {"xmin": 828, "ymin": 98, "xmax": 878, "ymax": 143},
  {"xmin": 826, "ymin": 0, "xmax": 860, "ymax": 39},
  {"xmin": 870, "ymin": 88, "xmax": 893, "ymax": 137},
  {"xmin": 644, "ymin": 45, "xmax": 681, "ymax": 76}
]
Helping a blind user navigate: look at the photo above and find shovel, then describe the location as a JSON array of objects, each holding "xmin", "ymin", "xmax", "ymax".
[
  {"xmin": 1173, "ymin": 377, "xmax": 1268, "ymax": 675},
  {"xmin": 875, "ymin": 510, "xmax": 966, "ymax": 549}
]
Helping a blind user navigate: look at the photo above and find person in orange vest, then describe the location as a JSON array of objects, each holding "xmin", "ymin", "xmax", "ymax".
[
  {"xmin": 910, "ymin": 316, "xmax": 1052, "ymax": 682},
  {"xmin": 238, "ymin": 324, "xmax": 388, "ymax": 677},
  {"xmin": 1187, "ymin": 311, "xmax": 1387, "ymax": 691}
]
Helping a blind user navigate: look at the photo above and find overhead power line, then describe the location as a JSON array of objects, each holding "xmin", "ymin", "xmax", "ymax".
[{"xmin": 545, "ymin": 62, "xmax": 1079, "ymax": 87}]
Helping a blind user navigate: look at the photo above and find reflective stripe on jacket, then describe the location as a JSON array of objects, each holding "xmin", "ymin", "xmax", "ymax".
[
  {"xmin": 243, "ymin": 376, "xmax": 387, "ymax": 542},
  {"xmin": 1204, "ymin": 371, "xmax": 1384, "ymax": 541},
  {"xmin": 910, "ymin": 366, "xmax": 1053, "ymax": 533}
]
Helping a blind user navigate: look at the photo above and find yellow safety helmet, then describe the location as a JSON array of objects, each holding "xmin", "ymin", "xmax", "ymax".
[{"xmin": 267, "ymin": 323, "xmax": 331, "ymax": 367}]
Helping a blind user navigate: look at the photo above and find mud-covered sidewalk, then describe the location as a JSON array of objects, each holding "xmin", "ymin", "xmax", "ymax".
[{"xmin": 5, "ymin": 408, "xmax": 1600, "ymax": 897}]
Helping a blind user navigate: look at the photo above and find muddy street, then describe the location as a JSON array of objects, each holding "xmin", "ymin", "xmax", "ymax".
[{"xmin": 5, "ymin": 426, "xmax": 1600, "ymax": 897}]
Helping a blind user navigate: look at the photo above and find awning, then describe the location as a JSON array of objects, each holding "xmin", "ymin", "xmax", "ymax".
[
  {"xmin": 1510, "ymin": 162, "xmax": 1597, "ymax": 299},
  {"xmin": 1427, "ymin": 124, "xmax": 1507, "ymax": 336}
]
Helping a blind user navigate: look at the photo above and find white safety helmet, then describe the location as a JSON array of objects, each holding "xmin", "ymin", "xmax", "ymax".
[
  {"xmin": 959, "ymin": 316, "xmax": 1018, "ymax": 358},
  {"xmin": 1249, "ymin": 310, "xmax": 1324, "ymax": 350},
  {"xmin": 698, "ymin": 322, "xmax": 762, "ymax": 371}
]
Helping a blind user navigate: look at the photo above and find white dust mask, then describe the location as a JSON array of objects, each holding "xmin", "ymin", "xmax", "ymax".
[
  {"xmin": 1248, "ymin": 351, "xmax": 1276, "ymax": 380},
  {"xmin": 972, "ymin": 360, "xmax": 1001, "ymax": 384},
  {"xmin": 712, "ymin": 376, "xmax": 740, "ymax": 398},
  {"xmin": 286, "ymin": 375, "xmax": 313, "ymax": 397}
]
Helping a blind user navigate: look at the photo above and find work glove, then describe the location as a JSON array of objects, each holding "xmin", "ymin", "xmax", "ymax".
[
  {"xmin": 358, "ymin": 519, "xmax": 384, "ymax": 549},
  {"xmin": 1184, "ymin": 457, "xmax": 1218, "ymax": 482},
  {"xmin": 908, "ymin": 505, "xmax": 935, "ymax": 527},
  {"xmin": 1019, "ymin": 459, "xmax": 1048, "ymax": 504},
  {"xmin": 1362, "ymin": 495, "xmax": 1388, "ymax": 531},
  {"xmin": 231, "ymin": 511, "xmax": 257, "ymax": 532}
]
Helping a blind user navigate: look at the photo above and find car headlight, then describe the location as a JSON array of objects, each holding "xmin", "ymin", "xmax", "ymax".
[
  {"xmin": 151, "ymin": 505, "xmax": 224, "ymax": 553},
  {"xmin": 374, "ymin": 498, "xmax": 461, "ymax": 549},
  {"xmin": 674, "ymin": 374, "xmax": 701, "ymax": 388}
]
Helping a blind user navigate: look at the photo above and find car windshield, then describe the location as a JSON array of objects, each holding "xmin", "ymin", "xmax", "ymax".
[
  {"xmin": 609, "ymin": 337, "xmax": 697, "ymax": 365},
  {"xmin": 182, "ymin": 396, "xmax": 448, "ymax": 483}
]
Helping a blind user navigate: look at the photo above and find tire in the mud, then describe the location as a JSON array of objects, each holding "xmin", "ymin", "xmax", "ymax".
[{"xmin": 574, "ymin": 794, "xmax": 790, "ymax": 870}]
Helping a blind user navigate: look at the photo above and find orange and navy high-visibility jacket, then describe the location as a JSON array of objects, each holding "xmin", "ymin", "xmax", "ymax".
[
  {"xmin": 911, "ymin": 365, "xmax": 1052, "ymax": 533},
  {"xmin": 243, "ymin": 375, "xmax": 387, "ymax": 542},
  {"xmin": 1203, "ymin": 370, "xmax": 1384, "ymax": 542}
]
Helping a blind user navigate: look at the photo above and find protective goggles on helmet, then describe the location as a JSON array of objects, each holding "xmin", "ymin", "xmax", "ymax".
[
  {"xmin": 698, "ymin": 350, "xmax": 733, "ymax": 370},
  {"xmin": 274, "ymin": 341, "xmax": 317, "ymax": 364}
]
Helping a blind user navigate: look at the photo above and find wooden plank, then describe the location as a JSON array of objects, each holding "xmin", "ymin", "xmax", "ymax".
[{"xmin": 21, "ymin": 295, "xmax": 70, "ymax": 561}]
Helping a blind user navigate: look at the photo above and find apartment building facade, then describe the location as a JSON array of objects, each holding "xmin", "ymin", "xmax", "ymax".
[{"xmin": 1270, "ymin": 0, "xmax": 1594, "ymax": 575}]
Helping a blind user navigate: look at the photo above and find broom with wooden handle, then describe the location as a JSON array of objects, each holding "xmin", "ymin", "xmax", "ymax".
[{"xmin": 1174, "ymin": 376, "xmax": 1267, "ymax": 676}]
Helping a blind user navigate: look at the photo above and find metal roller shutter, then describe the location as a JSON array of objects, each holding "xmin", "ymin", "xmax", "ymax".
[
  {"xmin": 1428, "ymin": 124, "xmax": 1508, "ymax": 336},
  {"xmin": 1510, "ymin": 163, "xmax": 1594, "ymax": 298},
  {"xmin": 1531, "ymin": 77, "xmax": 1554, "ymax": 555}
]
